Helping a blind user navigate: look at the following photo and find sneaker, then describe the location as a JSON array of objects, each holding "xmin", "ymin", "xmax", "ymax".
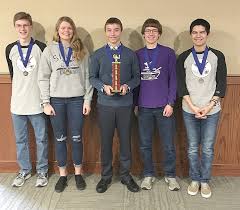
[
  {"xmin": 201, "ymin": 183, "xmax": 212, "ymax": 198},
  {"xmin": 141, "ymin": 177, "xmax": 155, "ymax": 190},
  {"xmin": 35, "ymin": 173, "xmax": 48, "ymax": 187},
  {"xmin": 12, "ymin": 172, "xmax": 31, "ymax": 187},
  {"xmin": 75, "ymin": 175, "xmax": 86, "ymax": 190},
  {"xmin": 55, "ymin": 176, "xmax": 67, "ymax": 193},
  {"xmin": 164, "ymin": 177, "xmax": 180, "ymax": 191},
  {"xmin": 187, "ymin": 181, "xmax": 200, "ymax": 196}
]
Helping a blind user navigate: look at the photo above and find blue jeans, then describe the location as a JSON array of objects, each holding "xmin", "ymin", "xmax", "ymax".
[
  {"xmin": 183, "ymin": 111, "xmax": 220, "ymax": 183},
  {"xmin": 138, "ymin": 107, "xmax": 176, "ymax": 177},
  {"xmin": 12, "ymin": 113, "xmax": 48, "ymax": 174},
  {"xmin": 50, "ymin": 97, "xmax": 84, "ymax": 167}
]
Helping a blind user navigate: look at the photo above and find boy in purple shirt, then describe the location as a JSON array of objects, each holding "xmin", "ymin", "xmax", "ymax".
[{"xmin": 135, "ymin": 18, "xmax": 180, "ymax": 191}]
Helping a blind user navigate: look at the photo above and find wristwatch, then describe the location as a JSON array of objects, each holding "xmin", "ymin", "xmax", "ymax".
[{"xmin": 40, "ymin": 102, "xmax": 49, "ymax": 108}]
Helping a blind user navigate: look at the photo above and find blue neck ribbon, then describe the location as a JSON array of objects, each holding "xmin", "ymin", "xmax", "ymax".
[
  {"xmin": 105, "ymin": 44, "xmax": 122, "ymax": 62},
  {"xmin": 17, "ymin": 37, "xmax": 34, "ymax": 68},
  {"xmin": 192, "ymin": 46, "xmax": 209, "ymax": 75},
  {"xmin": 59, "ymin": 41, "xmax": 73, "ymax": 67},
  {"xmin": 143, "ymin": 44, "xmax": 160, "ymax": 71}
]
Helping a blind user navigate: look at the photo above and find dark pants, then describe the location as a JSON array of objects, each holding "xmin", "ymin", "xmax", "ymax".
[
  {"xmin": 50, "ymin": 97, "xmax": 84, "ymax": 167},
  {"xmin": 98, "ymin": 104, "xmax": 132, "ymax": 181},
  {"xmin": 138, "ymin": 107, "xmax": 176, "ymax": 177}
]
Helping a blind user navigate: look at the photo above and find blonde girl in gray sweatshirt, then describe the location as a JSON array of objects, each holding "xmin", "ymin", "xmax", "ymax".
[{"xmin": 38, "ymin": 16, "xmax": 93, "ymax": 193}]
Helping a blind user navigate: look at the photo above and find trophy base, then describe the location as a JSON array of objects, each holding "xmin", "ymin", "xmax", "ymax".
[{"xmin": 111, "ymin": 89, "xmax": 121, "ymax": 94}]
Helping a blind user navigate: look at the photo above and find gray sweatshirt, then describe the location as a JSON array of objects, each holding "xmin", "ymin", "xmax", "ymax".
[
  {"xmin": 177, "ymin": 47, "xmax": 227, "ymax": 115},
  {"xmin": 5, "ymin": 40, "xmax": 46, "ymax": 115},
  {"xmin": 38, "ymin": 41, "xmax": 93, "ymax": 106}
]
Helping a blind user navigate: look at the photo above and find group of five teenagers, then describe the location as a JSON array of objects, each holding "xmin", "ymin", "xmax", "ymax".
[
  {"xmin": 89, "ymin": 17, "xmax": 141, "ymax": 193},
  {"xmin": 6, "ymin": 12, "xmax": 227, "ymax": 198},
  {"xmin": 135, "ymin": 18, "xmax": 180, "ymax": 191},
  {"xmin": 6, "ymin": 12, "xmax": 48, "ymax": 187},
  {"xmin": 38, "ymin": 16, "xmax": 93, "ymax": 193},
  {"xmin": 177, "ymin": 19, "xmax": 227, "ymax": 198}
]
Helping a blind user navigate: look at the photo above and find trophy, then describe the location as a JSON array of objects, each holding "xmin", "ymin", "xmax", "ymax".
[{"xmin": 111, "ymin": 54, "xmax": 121, "ymax": 93}]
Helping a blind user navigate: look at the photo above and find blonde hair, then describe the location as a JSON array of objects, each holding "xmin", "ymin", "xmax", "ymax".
[{"xmin": 53, "ymin": 16, "xmax": 85, "ymax": 61}]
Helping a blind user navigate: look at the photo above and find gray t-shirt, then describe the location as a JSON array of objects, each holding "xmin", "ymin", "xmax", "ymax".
[
  {"xmin": 5, "ymin": 40, "xmax": 46, "ymax": 115},
  {"xmin": 177, "ymin": 47, "xmax": 227, "ymax": 115}
]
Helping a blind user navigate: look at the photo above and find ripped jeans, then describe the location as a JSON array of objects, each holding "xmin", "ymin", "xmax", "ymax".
[{"xmin": 50, "ymin": 97, "xmax": 84, "ymax": 167}]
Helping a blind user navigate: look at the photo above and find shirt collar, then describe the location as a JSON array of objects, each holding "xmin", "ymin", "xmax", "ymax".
[{"xmin": 107, "ymin": 42, "xmax": 122, "ymax": 50}]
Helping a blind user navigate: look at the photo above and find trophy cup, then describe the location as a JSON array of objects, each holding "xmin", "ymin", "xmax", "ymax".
[{"xmin": 111, "ymin": 54, "xmax": 121, "ymax": 93}]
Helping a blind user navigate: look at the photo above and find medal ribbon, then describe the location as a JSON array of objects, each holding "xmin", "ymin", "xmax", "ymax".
[
  {"xmin": 105, "ymin": 44, "xmax": 122, "ymax": 62},
  {"xmin": 17, "ymin": 37, "xmax": 34, "ymax": 68},
  {"xmin": 192, "ymin": 47, "xmax": 209, "ymax": 75},
  {"xmin": 59, "ymin": 41, "xmax": 73, "ymax": 67},
  {"xmin": 143, "ymin": 44, "xmax": 160, "ymax": 71}
]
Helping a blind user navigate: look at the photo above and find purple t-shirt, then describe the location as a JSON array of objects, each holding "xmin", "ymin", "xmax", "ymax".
[{"xmin": 135, "ymin": 44, "xmax": 177, "ymax": 108}]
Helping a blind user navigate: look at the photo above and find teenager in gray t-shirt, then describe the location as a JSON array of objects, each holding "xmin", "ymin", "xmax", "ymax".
[
  {"xmin": 38, "ymin": 16, "xmax": 93, "ymax": 193},
  {"xmin": 5, "ymin": 12, "xmax": 48, "ymax": 188},
  {"xmin": 177, "ymin": 19, "xmax": 227, "ymax": 199}
]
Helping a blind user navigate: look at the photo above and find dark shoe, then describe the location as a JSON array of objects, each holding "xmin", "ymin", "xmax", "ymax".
[
  {"xmin": 55, "ymin": 176, "xmax": 67, "ymax": 193},
  {"xmin": 96, "ymin": 178, "xmax": 111, "ymax": 193},
  {"xmin": 121, "ymin": 178, "xmax": 140, "ymax": 192},
  {"xmin": 75, "ymin": 175, "xmax": 86, "ymax": 190}
]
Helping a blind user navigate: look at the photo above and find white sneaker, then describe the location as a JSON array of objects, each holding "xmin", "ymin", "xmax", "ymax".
[
  {"xmin": 12, "ymin": 172, "xmax": 31, "ymax": 187},
  {"xmin": 187, "ymin": 181, "xmax": 200, "ymax": 196},
  {"xmin": 141, "ymin": 177, "xmax": 155, "ymax": 190},
  {"xmin": 201, "ymin": 183, "xmax": 212, "ymax": 198},
  {"xmin": 164, "ymin": 177, "xmax": 180, "ymax": 191},
  {"xmin": 35, "ymin": 173, "xmax": 48, "ymax": 187}
]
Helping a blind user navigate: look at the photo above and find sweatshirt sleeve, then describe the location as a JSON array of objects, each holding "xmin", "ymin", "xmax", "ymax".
[
  {"xmin": 89, "ymin": 53, "xmax": 105, "ymax": 91},
  {"xmin": 83, "ymin": 53, "xmax": 94, "ymax": 106},
  {"xmin": 176, "ymin": 51, "xmax": 190, "ymax": 97},
  {"xmin": 125, "ymin": 52, "xmax": 140, "ymax": 90},
  {"xmin": 38, "ymin": 47, "xmax": 52, "ymax": 103},
  {"xmin": 167, "ymin": 50, "xmax": 177, "ymax": 104},
  {"xmin": 5, "ymin": 43, "xmax": 15, "ymax": 80},
  {"xmin": 212, "ymin": 49, "xmax": 227, "ymax": 97}
]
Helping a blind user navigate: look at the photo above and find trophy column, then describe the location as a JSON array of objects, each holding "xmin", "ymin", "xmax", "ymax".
[{"xmin": 112, "ymin": 54, "xmax": 121, "ymax": 93}]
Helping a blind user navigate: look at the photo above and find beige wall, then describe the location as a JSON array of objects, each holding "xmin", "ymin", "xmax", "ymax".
[{"xmin": 1, "ymin": 0, "xmax": 239, "ymax": 74}]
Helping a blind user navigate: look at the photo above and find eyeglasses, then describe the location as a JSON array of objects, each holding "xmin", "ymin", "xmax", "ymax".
[
  {"xmin": 144, "ymin": 29, "xmax": 159, "ymax": 34},
  {"xmin": 15, "ymin": 24, "xmax": 31, "ymax": 29}
]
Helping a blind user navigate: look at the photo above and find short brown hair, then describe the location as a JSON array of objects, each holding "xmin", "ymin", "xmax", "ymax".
[
  {"xmin": 104, "ymin": 17, "xmax": 123, "ymax": 31},
  {"xmin": 13, "ymin": 12, "xmax": 32, "ymax": 26},
  {"xmin": 141, "ymin": 18, "xmax": 162, "ymax": 35}
]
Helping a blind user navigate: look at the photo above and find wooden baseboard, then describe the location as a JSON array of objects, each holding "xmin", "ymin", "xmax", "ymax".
[
  {"xmin": 211, "ymin": 164, "xmax": 240, "ymax": 176},
  {"xmin": 1, "ymin": 74, "xmax": 240, "ymax": 176}
]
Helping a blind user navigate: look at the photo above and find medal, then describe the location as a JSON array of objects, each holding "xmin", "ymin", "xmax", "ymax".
[
  {"xmin": 59, "ymin": 41, "xmax": 73, "ymax": 75},
  {"xmin": 17, "ymin": 37, "xmax": 34, "ymax": 76},
  {"xmin": 23, "ymin": 71, "xmax": 28, "ymax": 76},
  {"xmin": 64, "ymin": 69, "xmax": 71, "ymax": 75},
  {"xmin": 198, "ymin": 78, "xmax": 204, "ymax": 83}
]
